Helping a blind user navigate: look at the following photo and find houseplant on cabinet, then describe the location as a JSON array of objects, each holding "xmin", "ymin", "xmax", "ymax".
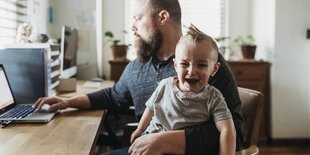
[
  {"xmin": 234, "ymin": 35, "xmax": 256, "ymax": 59},
  {"xmin": 215, "ymin": 36, "xmax": 230, "ymax": 58},
  {"xmin": 105, "ymin": 30, "xmax": 130, "ymax": 61}
]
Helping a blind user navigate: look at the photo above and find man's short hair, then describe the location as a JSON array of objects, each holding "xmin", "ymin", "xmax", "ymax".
[
  {"xmin": 147, "ymin": 0, "xmax": 182, "ymax": 25},
  {"xmin": 179, "ymin": 24, "xmax": 219, "ymax": 61}
]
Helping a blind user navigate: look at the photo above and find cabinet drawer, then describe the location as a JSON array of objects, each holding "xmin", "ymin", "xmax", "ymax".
[
  {"xmin": 230, "ymin": 65, "xmax": 266, "ymax": 80},
  {"xmin": 236, "ymin": 80, "xmax": 265, "ymax": 93}
]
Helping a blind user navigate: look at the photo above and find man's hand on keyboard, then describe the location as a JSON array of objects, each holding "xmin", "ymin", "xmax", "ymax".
[{"xmin": 34, "ymin": 96, "xmax": 69, "ymax": 112}]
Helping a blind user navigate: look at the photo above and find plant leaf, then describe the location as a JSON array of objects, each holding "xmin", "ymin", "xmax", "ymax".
[{"xmin": 105, "ymin": 31, "xmax": 114, "ymax": 38}]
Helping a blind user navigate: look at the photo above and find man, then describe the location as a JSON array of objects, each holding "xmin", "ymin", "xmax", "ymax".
[{"xmin": 35, "ymin": 0, "xmax": 243, "ymax": 154}]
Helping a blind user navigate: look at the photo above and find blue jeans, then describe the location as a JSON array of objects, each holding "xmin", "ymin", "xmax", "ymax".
[{"xmin": 100, "ymin": 147, "xmax": 129, "ymax": 155}]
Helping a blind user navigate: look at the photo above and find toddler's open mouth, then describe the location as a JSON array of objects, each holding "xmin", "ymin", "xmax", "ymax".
[{"xmin": 185, "ymin": 78, "xmax": 199, "ymax": 84}]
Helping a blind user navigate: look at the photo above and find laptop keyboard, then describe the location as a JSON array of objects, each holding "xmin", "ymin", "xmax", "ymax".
[{"xmin": 0, "ymin": 104, "xmax": 35, "ymax": 119}]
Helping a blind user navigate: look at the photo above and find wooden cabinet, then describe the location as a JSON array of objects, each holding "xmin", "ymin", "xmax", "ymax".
[
  {"xmin": 228, "ymin": 61, "xmax": 271, "ymax": 145},
  {"xmin": 109, "ymin": 60, "xmax": 130, "ymax": 82}
]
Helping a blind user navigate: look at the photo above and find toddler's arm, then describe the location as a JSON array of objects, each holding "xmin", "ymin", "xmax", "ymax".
[
  {"xmin": 130, "ymin": 108, "xmax": 153, "ymax": 143},
  {"xmin": 215, "ymin": 118, "xmax": 236, "ymax": 155}
]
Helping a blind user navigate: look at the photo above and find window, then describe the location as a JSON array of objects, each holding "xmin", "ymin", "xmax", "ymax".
[
  {"xmin": 0, "ymin": 0, "xmax": 28, "ymax": 48},
  {"xmin": 179, "ymin": 0, "xmax": 228, "ymax": 37},
  {"xmin": 124, "ymin": 0, "xmax": 228, "ymax": 59}
]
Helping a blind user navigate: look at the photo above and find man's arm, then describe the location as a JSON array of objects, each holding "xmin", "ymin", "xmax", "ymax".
[
  {"xmin": 128, "ymin": 121, "xmax": 229, "ymax": 155},
  {"xmin": 87, "ymin": 62, "xmax": 135, "ymax": 111},
  {"xmin": 34, "ymin": 95, "xmax": 91, "ymax": 111},
  {"xmin": 35, "ymin": 61, "xmax": 134, "ymax": 112},
  {"xmin": 184, "ymin": 121, "xmax": 219, "ymax": 154},
  {"xmin": 129, "ymin": 130, "xmax": 186, "ymax": 155}
]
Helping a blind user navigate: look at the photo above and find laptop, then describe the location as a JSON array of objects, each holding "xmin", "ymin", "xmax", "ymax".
[{"xmin": 0, "ymin": 64, "xmax": 56, "ymax": 124}]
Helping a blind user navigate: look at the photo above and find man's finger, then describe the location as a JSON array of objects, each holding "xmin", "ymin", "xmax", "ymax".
[
  {"xmin": 49, "ymin": 102, "xmax": 64, "ymax": 112},
  {"xmin": 35, "ymin": 97, "xmax": 59, "ymax": 110},
  {"xmin": 128, "ymin": 140, "xmax": 135, "ymax": 154},
  {"xmin": 33, "ymin": 97, "xmax": 44, "ymax": 108},
  {"xmin": 35, "ymin": 97, "xmax": 49, "ymax": 110}
]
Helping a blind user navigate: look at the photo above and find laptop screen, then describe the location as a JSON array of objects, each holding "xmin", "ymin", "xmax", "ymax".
[{"xmin": 0, "ymin": 67, "xmax": 15, "ymax": 109}]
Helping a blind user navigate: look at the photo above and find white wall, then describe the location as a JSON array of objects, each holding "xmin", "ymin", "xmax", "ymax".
[
  {"xmin": 252, "ymin": 0, "xmax": 275, "ymax": 61},
  {"xmin": 48, "ymin": 0, "xmax": 97, "ymax": 80},
  {"xmin": 230, "ymin": 0, "xmax": 310, "ymax": 139},
  {"xmin": 228, "ymin": 0, "xmax": 253, "ymax": 59},
  {"xmin": 229, "ymin": 0, "xmax": 275, "ymax": 61},
  {"xmin": 101, "ymin": 0, "xmax": 126, "ymax": 79},
  {"xmin": 272, "ymin": 0, "xmax": 310, "ymax": 138},
  {"xmin": 42, "ymin": 0, "xmax": 126, "ymax": 80},
  {"xmin": 27, "ymin": 0, "xmax": 49, "ymax": 36},
  {"xmin": 229, "ymin": 0, "xmax": 252, "ymax": 38}
]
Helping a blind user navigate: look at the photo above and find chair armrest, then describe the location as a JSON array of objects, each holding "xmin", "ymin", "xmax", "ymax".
[
  {"xmin": 235, "ymin": 145, "xmax": 259, "ymax": 155},
  {"xmin": 122, "ymin": 122, "xmax": 138, "ymax": 146}
]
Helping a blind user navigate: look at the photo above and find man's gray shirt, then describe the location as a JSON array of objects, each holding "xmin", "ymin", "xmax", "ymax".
[{"xmin": 87, "ymin": 56, "xmax": 176, "ymax": 117}]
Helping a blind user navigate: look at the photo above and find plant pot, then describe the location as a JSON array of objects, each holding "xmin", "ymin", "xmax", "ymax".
[
  {"xmin": 111, "ymin": 45, "xmax": 128, "ymax": 61},
  {"xmin": 241, "ymin": 45, "xmax": 256, "ymax": 59}
]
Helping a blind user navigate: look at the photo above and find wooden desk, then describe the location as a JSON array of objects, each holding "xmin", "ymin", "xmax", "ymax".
[
  {"xmin": 0, "ymin": 80, "xmax": 114, "ymax": 155},
  {"xmin": 58, "ymin": 80, "xmax": 115, "ymax": 98},
  {"xmin": 0, "ymin": 109, "xmax": 105, "ymax": 155}
]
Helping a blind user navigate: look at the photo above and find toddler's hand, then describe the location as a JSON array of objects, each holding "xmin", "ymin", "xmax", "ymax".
[{"xmin": 130, "ymin": 129, "xmax": 143, "ymax": 144}]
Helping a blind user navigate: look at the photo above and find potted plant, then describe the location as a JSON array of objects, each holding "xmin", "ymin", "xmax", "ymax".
[
  {"xmin": 105, "ymin": 30, "xmax": 130, "ymax": 61},
  {"xmin": 234, "ymin": 35, "xmax": 256, "ymax": 59},
  {"xmin": 215, "ymin": 36, "xmax": 230, "ymax": 56}
]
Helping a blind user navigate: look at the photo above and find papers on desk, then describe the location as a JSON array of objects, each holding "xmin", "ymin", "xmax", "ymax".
[{"xmin": 82, "ymin": 81, "xmax": 102, "ymax": 88}]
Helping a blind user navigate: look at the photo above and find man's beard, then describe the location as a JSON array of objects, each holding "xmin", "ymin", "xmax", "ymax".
[{"xmin": 134, "ymin": 27, "xmax": 163, "ymax": 63}]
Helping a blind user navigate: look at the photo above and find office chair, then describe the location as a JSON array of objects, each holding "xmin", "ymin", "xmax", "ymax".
[
  {"xmin": 236, "ymin": 87, "xmax": 264, "ymax": 155},
  {"xmin": 96, "ymin": 105, "xmax": 136, "ymax": 150}
]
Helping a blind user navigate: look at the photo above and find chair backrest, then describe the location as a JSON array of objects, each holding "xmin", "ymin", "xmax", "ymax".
[{"xmin": 238, "ymin": 87, "xmax": 264, "ymax": 148}]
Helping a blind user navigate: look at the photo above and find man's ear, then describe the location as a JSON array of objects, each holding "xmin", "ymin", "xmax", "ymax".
[
  {"xmin": 158, "ymin": 10, "xmax": 170, "ymax": 25},
  {"xmin": 211, "ymin": 62, "xmax": 221, "ymax": 76}
]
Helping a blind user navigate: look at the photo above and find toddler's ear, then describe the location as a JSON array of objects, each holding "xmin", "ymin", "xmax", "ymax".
[
  {"xmin": 173, "ymin": 58, "xmax": 177, "ymax": 69},
  {"xmin": 211, "ymin": 62, "xmax": 221, "ymax": 76}
]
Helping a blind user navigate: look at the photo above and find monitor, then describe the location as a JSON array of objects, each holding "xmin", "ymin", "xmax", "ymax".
[
  {"xmin": 60, "ymin": 25, "xmax": 78, "ymax": 79},
  {"xmin": 0, "ymin": 49, "xmax": 47, "ymax": 103}
]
